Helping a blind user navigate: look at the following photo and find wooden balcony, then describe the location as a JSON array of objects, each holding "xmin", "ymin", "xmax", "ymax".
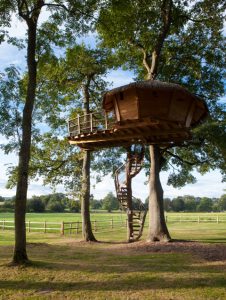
[{"xmin": 68, "ymin": 111, "xmax": 191, "ymax": 150}]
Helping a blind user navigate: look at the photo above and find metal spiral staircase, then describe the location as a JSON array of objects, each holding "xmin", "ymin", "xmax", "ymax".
[{"xmin": 114, "ymin": 145, "xmax": 147, "ymax": 242}]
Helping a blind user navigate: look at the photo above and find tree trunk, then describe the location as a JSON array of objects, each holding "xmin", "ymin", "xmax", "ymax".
[
  {"xmin": 147, "ymin": 145, "xmax": 171, "ymax": 242},
  {"xmin": 81, "ymin": 150, "xmax": 97, "ymax": 241},
  {"xmin": 13, "ymin": 21, "xmax": 37, "ymax": 264},
  {"xmin": 80, "ymin": 81, "xmax": 96, "ymax": 241},
  {"xmin": 126, "ymin": 162, "xmax": 133, "ymax": 242}
]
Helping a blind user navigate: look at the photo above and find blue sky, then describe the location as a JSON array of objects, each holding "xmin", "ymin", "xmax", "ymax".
[{"xmin": 0, "ymin": 13, "xmax": 225, "ymax": 200}]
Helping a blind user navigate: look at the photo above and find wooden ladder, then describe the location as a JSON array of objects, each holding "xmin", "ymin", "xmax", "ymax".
[{"xmin": 114, "ymin": 145, "xmax": 147, "ymax": 242}]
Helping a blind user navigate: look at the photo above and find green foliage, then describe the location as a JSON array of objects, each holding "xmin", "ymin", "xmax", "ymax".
[
  {"xmin": 197, "ymin": 197, "xmax": 213, "ymax": 212},
  {"xmin": 1, "ymin": 198, "xmax": 15, "ymax": 211},
  {"xmin": 183, "ymin": 195, "xmax": 197, "ymax": 212},
  {"xmin": 97, "ymin": 0, "xmax": 226, "ymax": 188},
  {"xmin": 218, "ymin": 194, "xmax": 226, "ymax": 211},
  {"xmin": 90, "ymin": 198, "xmax": 103, "ymax": 210},
  {"xmin": 102, "ymin": 192, "xmax": 119, "ymax": 212},
  {"xmin": 68, "ymin": 200, "xmax": 81, "ymax": 212},
  {"xmin": 27, "ymin": 197, "xmax": 45, "ymax": 213},
  {"xmin": 163, "ymin": 198, "xmax": 172, "ymax": 212},
  {"xmin": 171, "ymin": 196, "xmax": 185, "ymax": 212},
  {"xmin": 47, "ymin": 201, "xmax": 65, "ymax": 213}
]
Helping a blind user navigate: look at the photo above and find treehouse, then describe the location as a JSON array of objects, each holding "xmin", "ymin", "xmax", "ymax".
[{"xmin": 68, "ymin": 80, "xmax": 208, "ymax": 150}]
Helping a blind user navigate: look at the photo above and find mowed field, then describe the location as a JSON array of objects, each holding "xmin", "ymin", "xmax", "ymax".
[{"xmin": 0, "ymin": 212, "xmax": 226, "ymax": 299}]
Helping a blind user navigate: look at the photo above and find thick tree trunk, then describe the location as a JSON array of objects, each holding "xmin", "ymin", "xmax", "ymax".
[
  {"xmin": 81, "ymin": 150, "xmax": 96, "ymax": 241},
  {"xmin": 13, "ymin": 22, "xmax": 37, "ymax": 264},
  {"xmin": 126, "ymin": 169, "xmax": 133, "ymax": 242},
  {"xmin": 81, "ymin": 82, "xmax": 96, "ymax": 241},
  {"xmin": 147, "ymin": 145, "xmax": 171, "ymax": 242}
]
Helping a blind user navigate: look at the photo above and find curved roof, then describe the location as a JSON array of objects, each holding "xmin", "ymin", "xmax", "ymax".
[{"xmin": 103, "ymin": 79, "xmax": 208, "ymax": 126}]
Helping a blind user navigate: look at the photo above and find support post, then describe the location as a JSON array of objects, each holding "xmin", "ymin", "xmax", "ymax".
[
  {"xmin": 76, "ymin": 221, "xmax": 79, "ymax": 234},
  {"xmin": 111, "ymin": 218, "xmax": 114, "ymax": 229},
  {"xmin": 104, "ymin": 111, "xmax": 108, "ymax": 129},
  {"xmin": 61, "ymin": 221, "xmax": 64, "ymax": 235},
  {"xmin": 90, "ymin": 113, "xmax": 93, "ymax": 132},
  {"xmin": 77, "ymin": 115, "xmax": 81, "ymax": 134}
]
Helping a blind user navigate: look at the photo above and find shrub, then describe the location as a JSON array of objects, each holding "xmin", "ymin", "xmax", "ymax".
[{"xmin": 27, "ymin": 198, "xmax": 45, "ymax": 212}]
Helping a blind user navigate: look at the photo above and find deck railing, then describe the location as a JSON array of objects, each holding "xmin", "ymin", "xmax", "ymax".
[{"xmin": 68, "ymin": 112, "xmax": 115, "ymax": 136}]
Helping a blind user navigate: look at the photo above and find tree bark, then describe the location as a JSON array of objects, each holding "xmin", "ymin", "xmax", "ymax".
[
  {"xmin": 147, "ymin": 145, "xmax": 171, "ymax": 242},
  {"xmin": 126, "ymin": 150, "xmax": 133, "ymax": 242},
  {"xmin": 81, "ymin": 150, "xmax": 97, "ymax": 241},
  {"xmin": 13, "ymin": 20, "xmax": 37, "ymax": 264},
  {"xmin": 144, "ymin": 0, "xmax": 172, "ymax": 242},
  {"xmin": 81, "ymin": 81, "xmax": 96, "ymax": 241}
]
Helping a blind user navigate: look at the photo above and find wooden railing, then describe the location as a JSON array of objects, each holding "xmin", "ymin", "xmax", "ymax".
[
  {"xmin": 68, "ymin": 112, "xmax": 115, "ymax": 136},
  {"xmin": 1, "ymin": 215, "xmax": 225, "ymax": 236},
  {"xmin": 0, "ymin": 218, "xmax": 128, "ymax": 235}
]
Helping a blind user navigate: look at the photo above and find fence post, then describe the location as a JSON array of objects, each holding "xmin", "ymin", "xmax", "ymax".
[
  {"xmin": 61, "ymin": 221, "xmax": 64, "ymax": 235},
  {"xmin": 76, "ymin": 221, "xmax": 79, "ymax": 234},
  {"xmin": 28, "ymin": 221, "xmax": 30, "ymax": 233},
  {"xmin": 44, "ymin": 221, "xmax": 47, "ymax": 233},
  {"xmin": 69, "ymin": 222, "xmax": 72, "ymax": 234},
  {"xmin": 111, "ymin": 218, "xmax": 114, "ymax": 229}
]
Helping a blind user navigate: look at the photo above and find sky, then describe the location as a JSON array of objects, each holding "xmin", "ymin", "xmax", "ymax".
[{"xmin": 0, "ymin": 12, "xmax": 225, "ymax": 200}]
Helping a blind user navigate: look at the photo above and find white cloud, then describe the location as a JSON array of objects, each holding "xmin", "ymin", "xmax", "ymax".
[{"xmin": 107, "ymin": 69, "xmax": 134, "ymax": 88}]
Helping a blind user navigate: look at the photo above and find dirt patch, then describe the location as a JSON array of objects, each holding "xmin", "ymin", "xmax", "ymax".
[{"xmin": 123, "ymin": 240, "xmax": 226, "ymax": 262}]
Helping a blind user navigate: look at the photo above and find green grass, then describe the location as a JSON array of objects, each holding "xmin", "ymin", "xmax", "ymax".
[
  {"xmin": 0, "ymin": 211, "xmax": 127, "ymax": 222},
  {"xmin": 0, "ymin": 234, "xmax": 226, "ymax": 299},
  {"xmin": 0, "ymin": 212, "xmax": 226, "ymax": 299}
]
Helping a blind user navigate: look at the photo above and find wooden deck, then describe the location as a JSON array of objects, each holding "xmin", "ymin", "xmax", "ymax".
[{"xmin": 68, "ymin": 115, "xmax": 191, "ymax": 150}]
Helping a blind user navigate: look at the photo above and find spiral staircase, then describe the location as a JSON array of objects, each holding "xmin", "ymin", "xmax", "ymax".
[{"xmin": 114, "ymin": 145, "xmax": 147, "ymax": 242}]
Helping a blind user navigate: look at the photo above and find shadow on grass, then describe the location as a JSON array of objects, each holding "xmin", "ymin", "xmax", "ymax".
[
  {"xmin": 1, "ymin": 241, "xmax": 226, "ymax": 295},
  {"xmin": 0, "ymin": 275, "xmax": 226, "ymax": 293}
]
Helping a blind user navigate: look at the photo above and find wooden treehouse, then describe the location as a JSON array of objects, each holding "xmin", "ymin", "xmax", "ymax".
[
  {"xmin": 68, "ymin": 80, "xmax": 208, "ymax": 242},
  {"xmin": 68, "ymin": 80, "xmax": 208, "ymax": 150}
]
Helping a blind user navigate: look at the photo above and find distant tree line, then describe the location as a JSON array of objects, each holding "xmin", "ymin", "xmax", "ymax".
[
  {"xmin": 162, "ymin": 194, "xmax": 226, "ymax": 212},
  {"xmin": 0, "ymin": 192, "xmax": 119, "ymax": 213},
  {"xmin": 1, "ymin": 193, "xmax": 226, "ymax": 213}
]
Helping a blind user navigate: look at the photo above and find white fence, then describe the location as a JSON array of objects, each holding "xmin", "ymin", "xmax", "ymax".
[
  {"xmin": 1, "ymin": 215, "xmax": 226, "ymax": 235},
  {"xmin": 0, "ymin": 218, "xmax": 128, "ymax": 235},
  {"xmin": 165, "ymin": 215, "xmax": 226, "ymax": 223}
]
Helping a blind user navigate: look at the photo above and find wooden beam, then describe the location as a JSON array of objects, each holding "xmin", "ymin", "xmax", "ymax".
[
  {"xmin": 185, "ymin": 100, "xmax": 196, "ymax": 127},
  {"xmin": 69, "ymin": 126, "xmax": 190, "ymax": 145}
]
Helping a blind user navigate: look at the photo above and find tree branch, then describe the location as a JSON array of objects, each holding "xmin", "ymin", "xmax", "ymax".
[
  {"xmin": 166, "ymin": 150, "xmax": 208, "ymax": 166},
  {"xmin": 42, "ymin": 3, "xmax": 70, "ymax": 13},
  {"xmin": 150, "ymin": 0, "xmax": 173, "ymax": 80},
  {"xmin": 128, "ymin": 39, "xmax": 152, "ymax": 77}
]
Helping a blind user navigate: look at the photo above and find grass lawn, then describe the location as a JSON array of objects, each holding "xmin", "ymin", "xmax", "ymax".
[{"xmin": 0, "ymin": 213, "xmax": 226, "ymax": 299}]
